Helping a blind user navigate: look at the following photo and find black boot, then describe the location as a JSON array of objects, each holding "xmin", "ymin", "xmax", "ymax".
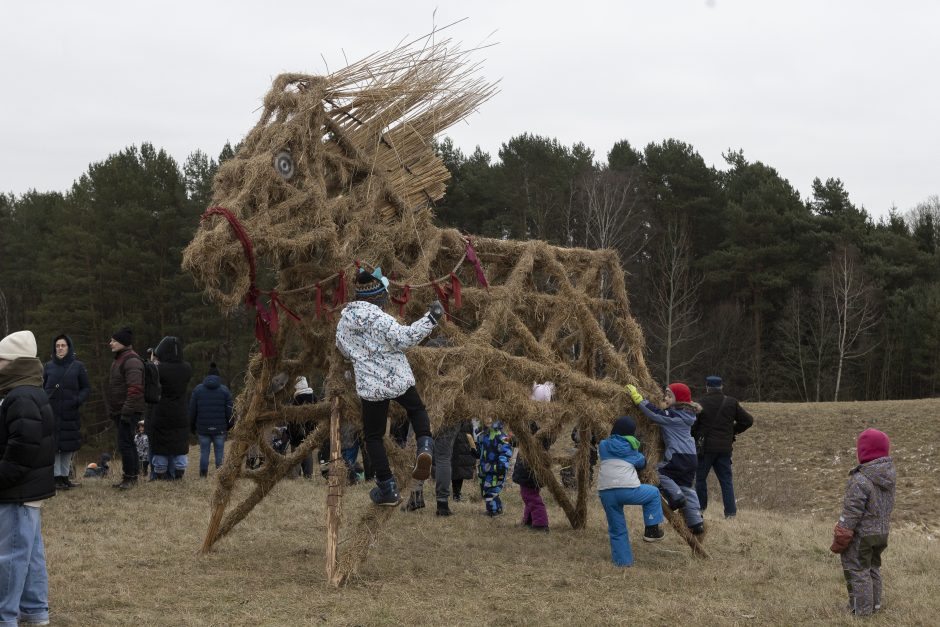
[
  {"xmin": 55, "ymin": 476, "xmax": 70, "ymax": 491},
  {"xmin": 643, "ymin": 524, "xmax": 665, "ymax": 542},
  {"xmin": 370, "ymin": 478, "xmax": 402, "ymax": 506},
  {"xmin": 174, "ymin": 469, "xmax": 185, "ymax": 480},
  {"xmin": 113, "ymin": 476, "xmax": 138, "ymax": 490},
  {"xmin": 436, "ymin": 500, "xmax": 452, "ymax": 517},
  {"xmin": 411, "ymin": 435, "xmax": 434, "ymax": 481},
  {"xmin": 690, "ymin": 522, "xmax": 705, "ymax": 535},
  {"xmin": 403, "ymin": 490, "xmax": 426, "ymax": 511},
  {"xmin": 661, "ymin": 488, "xmax": 687, "ymax": 511},
  {"xmin": 199, "ymin": 470, "xmax": 208, "ymax": 478},
  {"xmin": 413, "ymin": 436, "xmax": 433, "ymax": 480},
  {"xmin": 154, "ymin": 472, "xmax": 169, "ymax": 481}
]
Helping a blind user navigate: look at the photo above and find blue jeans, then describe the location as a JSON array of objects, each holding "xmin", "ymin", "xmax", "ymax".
[
  {"xmin": 696, "ymin": 452, "xmax": 737, "ymax": 516},
  {"xmin": 598, "ymin": 485, "xmax": 663, "ymax": 567},
  {"xmin": 0, "ymin": 505, "xmax": 49, "ymax": 626},
  {"xmin": 198, "ymin": 433, "xmax": 226, "ymax": 474},
  {"xmin": 151, "ymin": 454, "xmax": 189, "ymax": 475}
]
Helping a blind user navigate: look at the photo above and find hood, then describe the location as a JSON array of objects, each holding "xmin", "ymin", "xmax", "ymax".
[
  {"xmin": 341, "ymin": 300, "xmax": 382, "ymax": 326},
  {"xmin": 203, "ymin": 374, "xmax": 221, "ymax": 389},
  {"xmin": 672, "ymin": 402, "xmax": 701, "ymax": 425},
  {"xmin": 605, "ymin": 434, "xmax": 640, "ymax": 456},
  {"xmin": 856, "ymin": 456, "xmax": 896, "ymax": 492},
  {"xmin": 154, "ymin": 336, "xmax": 183, "ymax": 363},
  {"xmin": 51, "ymin": 334, "xmax": 76, "ymax": 364}
]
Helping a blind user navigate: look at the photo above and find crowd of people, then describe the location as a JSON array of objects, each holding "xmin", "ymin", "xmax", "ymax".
[{"xmin": 0, "ymin": 268, "xmax": 898, "ymax": 620}]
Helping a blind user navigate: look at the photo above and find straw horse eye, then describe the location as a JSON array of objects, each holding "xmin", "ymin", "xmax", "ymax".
[{"xmin": 273, "ymin": 150, "xmax": 295, "ymax": 180}]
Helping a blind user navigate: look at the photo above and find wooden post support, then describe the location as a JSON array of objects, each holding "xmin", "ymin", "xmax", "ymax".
[{"xmin": 325, "ymin": 396, "xmax": 346, "ymax": 586}]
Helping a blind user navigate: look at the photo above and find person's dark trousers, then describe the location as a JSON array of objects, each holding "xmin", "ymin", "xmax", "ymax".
[
  {"xmin": 360, "ymin": 433, "xmax": 374, "ymax": 480},
  {"xmin": 361, "ymin": 386, "xmax": 432, "ymax": 482},
  {"xmin": 287, "ymin": 429, "xmax": 313, "ymax": 478},
  {"xmin": 433, "ymin": 423, "xmax": 459, "ymax": 503},
  {"xmin": 452, "ymin": 479, "xmax": 464, "ymax": 499},
  {"xmin": 114, "ymin": 417, "xmax": 139, "ymax": 479},
  {"xmin": 390, "ymin": 418, "xmax": 410, "ymax": 447},
  {"xmin": 695, "ymin": 452, "xmax": 737, "ymax": 517}
]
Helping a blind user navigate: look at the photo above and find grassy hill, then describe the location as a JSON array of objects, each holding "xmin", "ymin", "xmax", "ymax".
[{"xmin": 43, "ymin": 400, "xmax": 940, "ymax": 625}]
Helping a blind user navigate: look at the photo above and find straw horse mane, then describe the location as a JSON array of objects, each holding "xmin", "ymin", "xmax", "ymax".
[{"xmin": 182, "ymin": 38, "xmax": 705, "ymax": 585}]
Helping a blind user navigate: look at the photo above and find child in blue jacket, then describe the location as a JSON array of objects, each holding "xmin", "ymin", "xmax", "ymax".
[
  {"xmin": 626, "ymin": 382, "xmax": 704, "ymax": 535},
  {"xmin": 477, "ymin": 416, "xmax": 513, "ymax": 516},
  {"xmin": 597, "ymin": 415, "xmax": 664, "ymax": 567}
]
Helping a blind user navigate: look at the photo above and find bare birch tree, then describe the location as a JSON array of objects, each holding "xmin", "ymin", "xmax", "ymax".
[
  {"xmin": 579, "ymin": 168, "xmax": 646, "ymax": 261},
  {"xmin": 649, "ymin": 222, "xmax": 702, "ymax": 382},
  {"xmin": 830, "ymin": 246, "xmax": 881, "ymax": 401}
]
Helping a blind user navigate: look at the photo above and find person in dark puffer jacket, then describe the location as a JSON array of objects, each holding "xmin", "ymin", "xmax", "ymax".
[
  {"xmin": 149, "ymin": 337, "xmax": 193, "ymax": 480},
  {"xmin": 830, "ymin": 429, "xmax": 896, "ymax": 616},
  {"xmin": 43, "ymin": 334, "xmax": 91, "ymax": 490},
  {"xmin": 189, "ymin": 362, "xmax": 233, "ymax": 478},
  {"xmin": 450, "ymin": 420, "xmax": 477, "ymax": 502},
  {"xmin": 0, "ymin": 330, "xmax": 55, "ymax": 626}
]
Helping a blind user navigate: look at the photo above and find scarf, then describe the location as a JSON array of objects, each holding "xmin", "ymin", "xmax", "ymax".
[{"xmin": 0, "ymin": 357, "xmax": 44, "ymax": 395}]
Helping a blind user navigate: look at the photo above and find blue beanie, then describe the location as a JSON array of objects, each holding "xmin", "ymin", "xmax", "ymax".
[
  {"xmin": 706, "ymin": 375, "xmax": 723, "ymax": 388},
  {"xmin": 611, "ymin": 415, "xmax": 636, "ymax": 437}
]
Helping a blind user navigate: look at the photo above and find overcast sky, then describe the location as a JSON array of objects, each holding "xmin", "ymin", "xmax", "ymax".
[{"xmin": 2, "ymin": 1, "xmax": 937, "ymax": 218}]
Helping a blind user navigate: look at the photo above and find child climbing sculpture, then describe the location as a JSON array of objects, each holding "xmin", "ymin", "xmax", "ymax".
[{"xmin": 335, "ymin": 267, "xmax": 445, "ymax": 505}]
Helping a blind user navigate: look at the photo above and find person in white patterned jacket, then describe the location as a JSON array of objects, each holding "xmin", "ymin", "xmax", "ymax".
[{"xmin": 335, "ymin": 267, "xmax": 444, "ymax": 506}]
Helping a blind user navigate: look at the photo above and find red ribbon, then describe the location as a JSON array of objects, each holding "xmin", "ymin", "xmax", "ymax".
[
  {"xmin": 449, "ymin": 272, "xmax": 462, "ymax": 310},
  {"xmin": 333, "ymin": 271, "xmax": 347, "ymax": 308},
  {"xmin": 431, "ymin": 280, "xmax": 451, "ymax": 321},
  {"xmin": 199, "ymin": 206, "xmax": 300, "ymax": 359},
  {"xmin": 465, "ymin": 238, "xmax": 488, "ymax": 289},
  {"xmin": 391, "ymin": 284, "xmax": 411, "ymax": 317}
]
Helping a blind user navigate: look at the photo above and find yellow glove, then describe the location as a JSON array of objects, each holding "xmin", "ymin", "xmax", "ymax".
[{"xmin": 625, "ymin": 384, "xmax": 644, "ymax": 406}]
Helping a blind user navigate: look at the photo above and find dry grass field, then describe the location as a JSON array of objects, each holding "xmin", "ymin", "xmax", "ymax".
[{"xmin": 42, "ymin": 400, "xmax": 940, "ymax": 626}]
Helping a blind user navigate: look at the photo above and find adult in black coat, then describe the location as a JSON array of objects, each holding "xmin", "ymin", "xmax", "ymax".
[
  {"xmin": 692, "ymin": 375, "xmax": 754, "ymax": 519},
  {"xmin": 42, "ymin": 334, "xmax": 90, "ymax": 489},
  {"xmin": 449, "ymin": 420, "xmax": 477, "ymax": 501},
  {"xmin": 0, "ymin": 330, "xmax": 56, "ymax": 626},
  {"xmin": 149, "ymin": 336, "xmax": 193, "ymax": 480}
]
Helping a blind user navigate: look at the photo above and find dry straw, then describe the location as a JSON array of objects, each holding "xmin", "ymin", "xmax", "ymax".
[{"xmin": 183, "ymin": 36, "xmax": 705, "ymax": 585}]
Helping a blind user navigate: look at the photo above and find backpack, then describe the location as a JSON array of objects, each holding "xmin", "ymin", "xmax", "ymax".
[{"xmin": 141, "ymin": 359, "xmax": 162, "ymax": 404}]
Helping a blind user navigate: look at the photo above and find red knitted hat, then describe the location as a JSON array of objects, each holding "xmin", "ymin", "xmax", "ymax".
[
  {"xmin": 857, "ymin": 428, "xmax": 890, "ymax": 463},
  {"xmin": 668, "ymin": 383, "xmax": 692, "ymax": 404}
]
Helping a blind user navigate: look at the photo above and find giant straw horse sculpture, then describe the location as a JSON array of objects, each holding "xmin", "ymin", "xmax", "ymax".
[{"xmin": 182, "ymin": 37, "xmax": 706, "ymax": 586}]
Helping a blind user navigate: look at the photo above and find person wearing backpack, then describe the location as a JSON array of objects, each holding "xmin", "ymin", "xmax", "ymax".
[
  {"xmin": 149, "ymin": 337, "xmax": 193, "ymax": 480},
  {"xmin": 106, "ymin": 327, "xmax": 145, "ymax": 490},
  {"xmin": 692, "ymin": 375, "xmax": 754, "ymax": 519}
]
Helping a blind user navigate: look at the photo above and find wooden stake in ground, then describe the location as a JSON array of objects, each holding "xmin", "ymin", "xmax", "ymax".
[{"xmin": 325, "ymin": 396, "xmax": 346, "ymax": 586}]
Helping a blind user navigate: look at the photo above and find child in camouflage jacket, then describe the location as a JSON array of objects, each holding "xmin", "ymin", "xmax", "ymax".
[
  {"xmin": 477, "ymin": 417, "xmax": 513, "ymax": 516},
  {"xmin": 830, "ymin": 428, "xmax": 896, "ymax": 616}
]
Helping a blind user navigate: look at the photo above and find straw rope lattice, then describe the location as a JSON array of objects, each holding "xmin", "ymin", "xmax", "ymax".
[{"xmin": 182, "ymin": 36, "xmax": 706, "ymax": 587}]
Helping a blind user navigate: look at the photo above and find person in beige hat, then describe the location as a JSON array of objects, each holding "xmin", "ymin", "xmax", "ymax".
[{"xmin": 0, "ymin": 330, "xmax": 55, "ymax": 625}]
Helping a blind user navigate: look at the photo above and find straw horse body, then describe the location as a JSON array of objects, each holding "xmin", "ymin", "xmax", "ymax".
[{"xmin": 182, "ymin": 40, "xmax": 705, "ymax": 585}]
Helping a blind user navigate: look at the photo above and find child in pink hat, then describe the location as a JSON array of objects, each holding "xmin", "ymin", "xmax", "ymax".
[{"xmin": 829, "ymin": 428, "xmax": 896, "ymax": 616}]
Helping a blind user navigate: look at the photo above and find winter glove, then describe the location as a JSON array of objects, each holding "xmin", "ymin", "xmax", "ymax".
[
  {"xmin": 830, "ymin": 524, "xmax": 854, "ymax": 554},
  {"xmin": 427, "ymin": 300, "xmax": 445, "ymax": 324},
  {"xmin": 625, "ymin": 384, "xmax": 644, "ymax": 406}
]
